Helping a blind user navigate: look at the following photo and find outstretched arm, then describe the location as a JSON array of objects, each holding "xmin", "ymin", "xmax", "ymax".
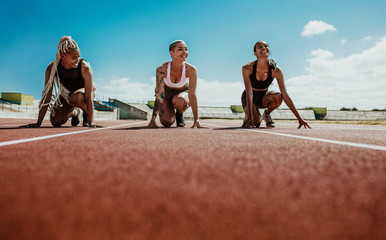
[
  {"xmin": 82, "ymin": 61, "xmax": 101, "ymax": 127},
  {"xmin": 242, "ymin": 64, "xmax": 254, "ymax": 127},
  {"xmin": 274, "ymin": 67, "xmax": 311, "ymax": 129},
  {"xmin": 148, "ymin": 66, "xmax": 166, "ymax": 128},
  {"xmin": 22, "ymin": 64, "xmax": 53, "ymax": 128},
  {"xmin": 187, "ymin": 66, "xmax": 203, "ymax": 128}
]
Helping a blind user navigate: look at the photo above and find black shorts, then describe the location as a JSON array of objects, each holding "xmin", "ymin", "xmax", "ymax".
[
  {"xmin": 241, "ymin": 90, "xmax": 268, "ymax": 108},
  {"xmin": 163, "ymin": 84, "xmax": 189, "ymax": 101}
]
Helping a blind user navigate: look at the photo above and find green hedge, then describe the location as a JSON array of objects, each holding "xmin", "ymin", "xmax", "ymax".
[
  {"xmin": 312, "ymin": 107, "xmax": 327, "ymax": 120},
  {"xmin": 230, "ymin": 105, "xmax": 244, "ymax": 113},
  {"xmin": 147, "ymin": 101, "xmax": 154, "ymax": 109}
]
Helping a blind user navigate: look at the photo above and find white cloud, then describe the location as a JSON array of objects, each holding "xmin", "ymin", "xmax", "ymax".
[
  {"xmin": 301, "ymin": 20, "xmax": 337, "ymax": 38},
  {"xmin": 196, "ymin": 79, "xmax": 244, "ymax": 106},
  {"xmin": 94, "ymin": 37, "xmax": 386, "ymax": 110},
  {"xmin": 94, "ymin": 77, "xmax": 155, "ymax": 103},
  {"xmin": 285, "ymin": 37, "xmax": 386, "ymax": 110},
  {"xmin": 340, "ymin": 39, "xmax": 347, "ymax": 45},
  {"xmin": 310, "ymin": 49, "xmax": 334, "ymax": 59},
  {"xmin": 362, "ymin": 36, "xmax": 373, "ymax": 41}
]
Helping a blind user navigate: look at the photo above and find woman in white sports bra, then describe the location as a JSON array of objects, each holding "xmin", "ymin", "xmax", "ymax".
[{"xmin": 147, "ymin": 40, "xmax": 204, "ymax": 128}]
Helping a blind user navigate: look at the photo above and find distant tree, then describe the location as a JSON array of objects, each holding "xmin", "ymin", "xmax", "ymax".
[{"xmin": 340, "ymin": 107, "xmax": 358, "ymax": 111}]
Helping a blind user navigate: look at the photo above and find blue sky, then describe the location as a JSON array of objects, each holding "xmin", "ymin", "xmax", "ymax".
[{"xmin": 1, "ymin": 0, "xmax": 386, "ymax": 109}]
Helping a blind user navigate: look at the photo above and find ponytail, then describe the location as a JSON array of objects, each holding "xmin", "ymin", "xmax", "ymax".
[{"xmin": 39, "ymin": 36, "xmax": 79, "ymax": 111}]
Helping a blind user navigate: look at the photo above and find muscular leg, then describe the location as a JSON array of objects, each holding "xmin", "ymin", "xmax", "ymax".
[
  {"xmin": 160, "ymin": 100, "xmax": 176, "ymax": 127},
  {"xmin": 262, "ymin": 91, "xmax": 282, "ymax": 114},
  {"xmin": 71, "ymin": 90, "xmax": 88, "ymax": 112},
  {"xmin": 252, "ymin": 104, "xmax": 262, "ymax": 127},
  {"xmin": 71, "ymin": 88, "xmax": 96, "ymax": 127},
  {"xmin": 50, "ymin": 97, "xmax": 76, "ymax": 127},
  {"xmin": 261, "ymin": 91, "xmax": 282, "ymax": 127},
  {"xmin": 172, "ymin": 92, "xmax": 190, "ymax": 114},
  {"xmin": 241, "ymin": 90, "xmax": 262, "ymax": 128}
]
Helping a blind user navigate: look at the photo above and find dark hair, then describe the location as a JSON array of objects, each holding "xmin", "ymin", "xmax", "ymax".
[
  {"xmin": 253, "ymin": 40, "xmax": 276, "ymax": 69},
  {"xmin": 169, "ymin": 40, "xmax": 185, "ymax": 51},
  {"xmin": 253, "ymin": 40, "xmax": 269, "ymax": 52}
]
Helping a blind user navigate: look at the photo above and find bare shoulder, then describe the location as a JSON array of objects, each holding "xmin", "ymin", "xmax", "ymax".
[
  {"xmin": 185, "ymin": 62, "xmax": 197, "ymax": 78},
  {"xmin": 272, "ymin": 65, "xmax": 283, "ymax": 77},
  {"xmin": 185, "ymin": 62, "xmax": 197, "ymax": 72},
  {"xmin": 46, "ymin": 62, "xmax": 54, "ymax": 73},
  {"xmin": 242, "ymin": 61, "xmax": 254, "ymax": 73},
  {"xmin": 157, "ymin": 62, "xmax": 168, "ymax": 74},
  {"xmin": 81, "ymin": 60, "xmax": 92, "ymax": 72},
  {"xmin": 185, "ymin": 62, "xmax": 196, "ymax": 70}
]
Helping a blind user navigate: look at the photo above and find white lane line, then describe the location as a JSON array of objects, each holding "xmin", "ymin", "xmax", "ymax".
[
  {"xmin": 203, "ymin": 123, "xmax": 386, "ymax": 152},
  {"xmin": 0, "ymin": 121, "xmax": 147, "ymax": 147}
]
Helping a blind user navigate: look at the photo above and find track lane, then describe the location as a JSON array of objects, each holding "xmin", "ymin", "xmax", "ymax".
[
  {"xmin": 0, "ymin": 119, "xmax": 385, "ymax": 239},
  {"xmin": 202, "ymin": 122, "xmax": 386, "ymax": 151}
]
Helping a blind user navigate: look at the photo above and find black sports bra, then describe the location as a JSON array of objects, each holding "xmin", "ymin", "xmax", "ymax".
[
  {"xmin": 58, "ymin": 59, "xmax": 85, "ymax": 94},
  {"xmin": 249, "ymin": 60, "xmax": 274, "ymax": 90}
]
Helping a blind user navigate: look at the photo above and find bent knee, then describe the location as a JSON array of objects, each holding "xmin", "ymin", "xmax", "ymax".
[
  {"xmin": 71, "ymin": 92, "xmax": 85, "ymax": 107},
  {"xmin": 173, "ymin": 97, "xmax": 189, "ymax": 113},
  {"xmin": 161, "ymin": 119, "xmax": 174, "ymax": 128},
  {"xmin": 160, "ymin": 114, "xmax": 175, "ymax": 127},
  {"xmin": 50, "ymin": 118, "xmax": 66, "ymax": 127},
  {"xmin": 268, "ymin": 92, "xmax": 282, "ymax": 105},
  {"xmin": 274, "ymin": 93, "xmax": 283, "ymax": 104}
]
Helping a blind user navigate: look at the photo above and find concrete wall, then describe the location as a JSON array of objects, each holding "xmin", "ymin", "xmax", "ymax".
[
  {"xmin": 2, "ymin": 98, "xmax": 385, "ymax": 121},
  {"xmin": 325, "ymin": 110, "xmax": 386, "ymax": 121},
  {"xmin": 109, "ymin": 99, "xmax": 148, "ymax": 120},
  {"xmin": 0, "ymin": 99, "xmax": 119, "ymax": 121}
]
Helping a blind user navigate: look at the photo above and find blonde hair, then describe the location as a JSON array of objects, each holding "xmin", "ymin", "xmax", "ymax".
[
  {"xmin": 169, "ymin": 40, "xmax": 185, "ymax": 51},
  {"xmin": 40, "ymin": 36, "xmax": 80, "ymax": 111}
]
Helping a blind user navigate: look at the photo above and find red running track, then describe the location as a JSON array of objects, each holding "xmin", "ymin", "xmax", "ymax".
[{"xmin": 0, "ymin": 118, "xmax": 385, "ymax": 240}]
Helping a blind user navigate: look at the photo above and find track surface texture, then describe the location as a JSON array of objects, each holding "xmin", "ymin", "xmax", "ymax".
[{"xmin": 0, "ymin": 118, "xmax": 385, "ymax": 240}]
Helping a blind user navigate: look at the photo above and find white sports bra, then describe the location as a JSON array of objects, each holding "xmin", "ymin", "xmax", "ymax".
[{"xmin": 164, "ymin": 61, "xmax": 189, "ymax": 89}]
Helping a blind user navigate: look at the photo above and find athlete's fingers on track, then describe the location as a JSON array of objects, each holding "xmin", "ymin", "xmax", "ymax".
[
  {"xmin": 146, "ymin": 123, "xmax": 159, "ymax": 128},
  {"xmin": 298, "ymin": 123, "xmax": 311, "ymax": 129},
  {"xmin": 89, "ymin": 124, "xmax": 104, "ymax": 128},
  {"xmin": 191, "ymin": 122, "xmax": 207, "ymax": 129},
  {"xmin": 19, "ymin": 123, "xmax": 40, "ymax": 128}
]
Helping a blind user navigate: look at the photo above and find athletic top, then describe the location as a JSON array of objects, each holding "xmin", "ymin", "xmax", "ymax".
[
  {"xmin": 58, "ymin": 59, "xmax": 85, "ymax": 95},
  {"xmin": 164, "ymin": 61, "xmax": 189, "ymax": 89},
  {"xmin": 250, "ymin": 60, "xmax": 274, "ymax": 90}
]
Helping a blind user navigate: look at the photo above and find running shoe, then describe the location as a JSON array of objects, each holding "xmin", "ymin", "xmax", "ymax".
[
  {"xmin": 262, "ymin": 110, "xmax": 275, "ymax": 128},
  {"xmin": 71, "ymin": 108, "xmax": 80, "ymax": 127},
  {"xmin": 175, "ymin": 111, "xmax": 186, "ymax": 127},
  {"xmin": 82, "ymin": 113, "xmax": 89, "ymax": 127}
]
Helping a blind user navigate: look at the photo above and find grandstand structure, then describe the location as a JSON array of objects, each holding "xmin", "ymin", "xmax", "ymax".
[{"xmin": 1, "ymin": 92, "xmax": 386, "ymax": 121}]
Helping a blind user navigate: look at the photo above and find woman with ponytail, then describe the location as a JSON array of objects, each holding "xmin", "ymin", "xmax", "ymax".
[
  {"xmin": 24, "ymin": 36, "xmax": 100, "ymax": 128},
  {"xmin": 241, "ymin": 40, "xmax": 310, "ymax": 129}
]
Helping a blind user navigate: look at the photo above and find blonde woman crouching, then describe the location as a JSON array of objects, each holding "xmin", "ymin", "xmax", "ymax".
[{"xmin": 23, "ymin": 36, "xmax": 101, "ymax": 128}]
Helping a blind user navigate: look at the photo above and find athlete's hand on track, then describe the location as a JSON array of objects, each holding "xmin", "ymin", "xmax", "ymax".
[
  {"xmin": 191, "ymin": 121, "xmax": 207, "ymax": 128},
  {"xmin": 298, "ymin": 119, "xmax": 311, "ymax": 129},
  {"xmin": 241, "ymin": 121, "xmax": 254, "ymax": 128},
  {"xmin": 19, "ymin": 123, "xmax": 41, "ymax": 128},
  {"xmin": 146, "ymin": 120, "xmax": 159, "ymax": 128},
  {"xmin": 88, "ymin": 123, "xmax": 104, "ymax": 128}
]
